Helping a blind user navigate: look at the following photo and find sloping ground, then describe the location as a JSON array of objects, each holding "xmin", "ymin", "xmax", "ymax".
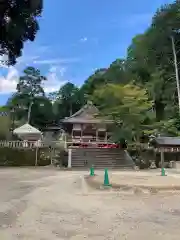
[{"xmin": 71, "ymin": 148, "xmax": 135, "ymax": 169}]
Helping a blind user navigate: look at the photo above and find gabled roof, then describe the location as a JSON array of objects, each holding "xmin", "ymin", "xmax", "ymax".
[
  {"xmin": 13, "ymin": 123, "xmax": 41, "ymax": 135},
  {"xmin": 62, "ymin": 101, "xmax": 113, "ymax": 124},
  {"xmin": 154, "ymin": 137, "xmax": 180, "ymax": 146}
]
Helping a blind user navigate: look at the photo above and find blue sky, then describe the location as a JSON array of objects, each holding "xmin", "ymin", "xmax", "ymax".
[{"xmin": 0, "ymin": 0, "xmax": 173, "ymax": 104}]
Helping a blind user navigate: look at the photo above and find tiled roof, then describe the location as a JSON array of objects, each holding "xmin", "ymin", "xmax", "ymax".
[
  {"xmin": 62, "ymin": 101, "xmax": 113, "ymax": 123},
  {"xmin": 154, "ymin": 137, "xmax": 180, "ymax": 146},
  {"xmin": 13, "ymin": 123, "xmax": 41, "ymax": 134}
]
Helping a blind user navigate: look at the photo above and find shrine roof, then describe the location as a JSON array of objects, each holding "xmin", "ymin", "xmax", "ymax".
[
  {"xmin": 62, "ymin": 101, "xmax": 113, "ymax": 124},
  {"xmin": 154, "ymin": 137, "xmax": 180, "ymax": 146}
]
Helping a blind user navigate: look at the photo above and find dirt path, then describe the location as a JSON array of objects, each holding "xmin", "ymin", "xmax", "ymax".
[{"xmin": 0, "ymin": 169, "xmax": 180, "ymax": 239}]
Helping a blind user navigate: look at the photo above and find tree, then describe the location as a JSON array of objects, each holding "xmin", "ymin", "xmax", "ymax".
[
  {"xmin": 104, "ymin": 59, "xmax": 128, "ymax": 84},
  {"xmin": 7, "ymin": 66, "xmax": 54, "ymax": 128},
  {"xmin": 0, "ymin": 0, "xmax": 42, "ymax": 65},
  {"xmin": 126, "ymin": 1, "xmax": 180, "ymax": 122},
  {"xmin": 53, "ymin": 82, "xmax": 86, "ymax": 120},
  {"xmin": 17, "ymin": 66, "xmax": 46, "ymax": 97},
  {"xmin": 81, "ymin": 68, "xmax": 107, "ymax": 96},
  {"xmin": 92, "ymin": 83, "xmax": 153, "ymax": 141},
  {"xmin": 30, "ymin": 96, "xmax": 55, "ymax": 129},
  {"xmin": 81, "ymin": 59, "xmax": 128, "ymax": 96},
  {"xmin": 0, "ymin": 106, "xmax": 11, "ymax": 140}
]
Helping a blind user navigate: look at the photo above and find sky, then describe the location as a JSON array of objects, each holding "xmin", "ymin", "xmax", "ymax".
[{"xmin": 0, "ymin": 0, "xmax": 173, "ymax": 104}]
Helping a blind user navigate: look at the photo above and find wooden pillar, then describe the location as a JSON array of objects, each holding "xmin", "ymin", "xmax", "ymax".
[
  {"xmin": 81, "ymin": 124, "xmax": 83, "ymax": 140},
  {"xmin": 71, "ymin": 125, "xmax": 74, "ymax": 140},
  {"xmin": 96, "ymin": 129, "xmax": 98, "ymax": 142},
  {"xmin": 105, "ymin": 131, "xmax": 107, "ymax": 143}
]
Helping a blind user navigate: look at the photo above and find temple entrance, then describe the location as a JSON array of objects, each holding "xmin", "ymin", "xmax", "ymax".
[
  {"xmin": 72, "ymin": 130, "xmax": 81, "ymax": 140},
  {"xmin": 62, "ymin": 101, "xmax": 113, "ymax": 144},
  {"xmin": 82, "ymin": 124, "xmax": 96, "ymax": 142},
  {"xmin": 98, "ymin": 130, "xmax": 106, "ymax": 141}
]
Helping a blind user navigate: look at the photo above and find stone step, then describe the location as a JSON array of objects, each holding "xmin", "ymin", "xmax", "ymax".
[
  {"xmin": 70, "ymin": 148, "xmax": 134, "ymax": 169},
  {"xmin": 71, "ymin": 153, "xmax": 125, "ymax": 156},
  {"xmin": 71, "ymin": 161, "xmax": 133, "ymax": 168},
  {"xmin": 72, "ymin": 157, "xmax": 125, "ymax": 160},
  {"xmin": 71, "ymin": 165, "xmax": 134, "ymax": 169},
  {"xmin": 71, "ymin": 149, "xmax": 125, "ymax": 153},
  {"xmin": 72, "ymin": 155, "xmax": 125, "ymax": 158}
]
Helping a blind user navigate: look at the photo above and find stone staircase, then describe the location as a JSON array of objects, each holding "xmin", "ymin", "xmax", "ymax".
[{"xmin": 71, "ymin": 148, "xmax": 135, "ymax": 169}]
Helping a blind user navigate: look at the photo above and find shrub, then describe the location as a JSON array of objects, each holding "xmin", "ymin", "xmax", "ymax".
[
  {"xmin": 128, "ymin": 147, "xmax": 154, "ymax": 169},
  {"xmin": 53, "ymin": 149, "xmax": 68, "ymax": 167},
  {"xmin": 0, "ymin": 147, "xmax": 51, "ymax": 166}
]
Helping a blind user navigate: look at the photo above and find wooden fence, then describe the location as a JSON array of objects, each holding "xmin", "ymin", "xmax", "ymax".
[{"xmin": 0, "ymin": 140, "xmax": 63, "ymax": 149}]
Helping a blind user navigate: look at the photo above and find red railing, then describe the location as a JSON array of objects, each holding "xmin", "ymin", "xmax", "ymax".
[{"xmin": 71, "ymin": 142, "xmax": 121, "ymax": 149}]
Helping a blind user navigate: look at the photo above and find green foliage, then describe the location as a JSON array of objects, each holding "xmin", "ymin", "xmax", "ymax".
[
  {"xmin": 7, "ymin": 66, "xmax": 54, "ymax": 128},
  {"xmin": 0, "ymin": 0, "xmax": 42, "ymax": 65},
  {"xmin": 92, "ymin": 83, "xmax": 153, "ymax": 140},
  {"xmin": 30, "ymin": 96, "xmax": 55, "ymax": 129},
  {"xmin": 52, "ymin": 82, "xmax": 86, "ymax": 120},
  {"xmin": 0, "ymin": 147, "xmax": 51, "ymax": 166},
  {"xmin": 16, "ymin": 66, "xmax": 46, "ymax": 97},
  {"xmin": 0, "ymin": 107, "xmax": 11, "ymax": 140},
  {"xmin": 81, "ymin": 59, "xmax": 127, "ymax": 96},
  {"xmin": 4, "ymin": 0, "xmax": 180, "ymax": 143}
]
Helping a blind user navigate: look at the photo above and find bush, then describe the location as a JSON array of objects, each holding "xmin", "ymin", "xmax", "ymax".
[
  {"xmin": 0, "ymin": 112, "xmax": 11, "ymax": 140},
  {"xmin": 53, "ymin": 150, "xmax": 68, "ymax": 167},
  {"xmin": 128, "ymin": 147, "xmax": 154, "ymax": 169},
  {"xmin": 0, "ymin": 147, "xmax": 51, "ymax": 166}
]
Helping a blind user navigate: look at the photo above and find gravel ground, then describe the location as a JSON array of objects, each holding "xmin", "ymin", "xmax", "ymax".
[
  {"xmin": 89, "ymin": 170, "xmax": 180, "ymax": 190},
  {"xmin": 0, "ymin": 168, "xmax": 180, "ymax": 239}
]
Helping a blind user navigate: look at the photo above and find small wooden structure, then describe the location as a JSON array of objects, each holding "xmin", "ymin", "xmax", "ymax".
[
  {"xmin": 13, "ymin": 123, "xmax": 42, "ymax": 141},
  {"xmin": 62, "ymin": 101, "xmax": 113, "ymax": 143},
  {"xmin": 152, "ymin": 137, "xmax": 180, "ymax": 167}
]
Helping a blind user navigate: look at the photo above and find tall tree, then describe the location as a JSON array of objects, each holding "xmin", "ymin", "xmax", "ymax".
[
  {"xmin": 7, "ymin": 66, "xmax": 54, "ymax": 127},
  {"xmin": 0, "ymin": 0, "xmax": 42, "ymax": 65},
  {"xmin": 126, "ymin": 1, "xmax": 180, "ymax": 121},
  {"xmin": 81, "ymin": 59, "xmax": 128, "ymax": 96},
  {"xmin": 53, "ymin": 82, "xmax": 86, "ymax": 120},
  {"xmin": 30, "ymin": 96, "xmax": 55, "ymax": 129},
  {"xmin": 0, "ymin": 106, "xmax": 11, "ymax": 140},
  {"xmin": 92, "ymin": 83, "xmax": 153, "ymax": 141},
  {"xmin": 81, "ymin": 68, "xmax": 107, "ymax": 96},
  {"xmin": 16, "ymin": 66, "xmax": 46, "ymax": 97}
]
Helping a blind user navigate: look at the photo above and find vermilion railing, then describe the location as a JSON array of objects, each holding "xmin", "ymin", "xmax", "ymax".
[{"xmin": 70, "ymin": 142, "xmax": 121, "ymax": 149}]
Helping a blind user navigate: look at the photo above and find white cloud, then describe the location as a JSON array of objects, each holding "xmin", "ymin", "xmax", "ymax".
[
  {"xmin": 0, "ymin": 67, "xmax": 19, "ymax": 94},
  {"xmin": 43, "ymin": 66, "xmax": 67, "ymax": 92},
  {"xmin": 0, "ymin": 65, "xmax": 67, "ymax": 94},
  {"xmin": 33, "ymin": 58, "xmax": 80, "ymax": 65},
  {"xmin": 0, "ymin": 54, "xmax": 9, "ymax": 68},
  {"xmin": 80, "ymin": 37, "xmax": 88, "ymax": 42},
  {"xmin": 0, "ymin": 44, "xmax": 74, "ymax": 95}
]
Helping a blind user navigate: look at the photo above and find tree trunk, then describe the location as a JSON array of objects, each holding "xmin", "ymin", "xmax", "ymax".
[{"xmin": 155, "ymin": 100, "xmax": 165, "ymax": 121}]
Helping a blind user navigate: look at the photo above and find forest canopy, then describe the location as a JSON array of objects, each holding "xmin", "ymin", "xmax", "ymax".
[{"xmin": 2, "ymin": 0, "xmax": 180, "ymax": 142}]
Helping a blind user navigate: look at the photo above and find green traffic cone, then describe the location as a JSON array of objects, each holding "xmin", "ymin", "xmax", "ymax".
[
  {"xmin": 161, "ymin": 167, "xmax": 166, "ymax": 176},
  {"xmin": 103, "ymin": 168, "xmax": 111, "ymax": 187},
  {"xmin": 90, "ymin": 165, "xmax": 95, "ymax": 176}
]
